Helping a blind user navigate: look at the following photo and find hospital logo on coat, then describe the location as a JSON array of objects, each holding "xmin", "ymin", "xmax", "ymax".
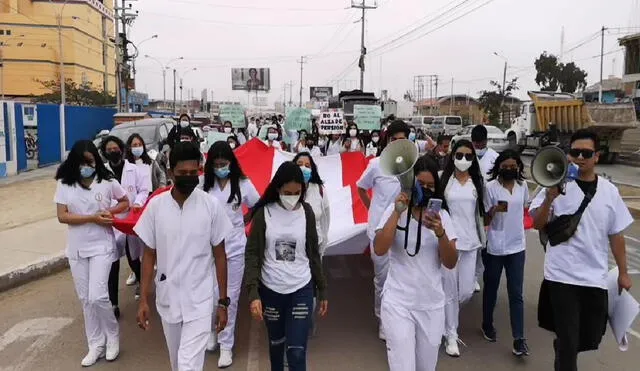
[
  {"xmin": 128, "ymin": 186, "xmax": 135, "ymax": 193},
  {"xmin": 95, "ymin": 193, "xmax": 103, "ymax": 201}
]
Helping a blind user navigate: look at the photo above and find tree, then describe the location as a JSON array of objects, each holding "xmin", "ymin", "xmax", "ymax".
[
  {"xmin": 478, "ymin": 78, "xmax": 519, "ymax": 126},
  {"xmin": 534, "ymin": 52, "xmax": 588, "ymax": 93},
  {"xmin": 32, "ymin": 77, "xmax": 116, "ymax": 106}
]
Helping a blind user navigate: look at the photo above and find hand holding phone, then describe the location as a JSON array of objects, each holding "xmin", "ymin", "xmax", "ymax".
[{"xmin": 426, "ymin": 199, "xmax": 442, "ymax": 215}]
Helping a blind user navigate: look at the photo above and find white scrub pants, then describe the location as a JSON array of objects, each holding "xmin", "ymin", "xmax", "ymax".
[
  {"xmin": 381, "ymin": 298, "xmax": 444, "ymax": 371},
  {"xmin": 443, "ymin": 249, "xmax": 478, "ymax": 338},
  {"xmin": 217, "ymin": 253, "xmax": 244, "ymax": 351},
  {"xmin": 161, "ymin": 315, "xmax": 211, "ymax": 371},
  {"xmin": 69, "ymin": 254, "xmax": 119, "ymax": 350},
  {"xmin": 369, "ymin": 240, "xmax": 389, "ymax": 319}
]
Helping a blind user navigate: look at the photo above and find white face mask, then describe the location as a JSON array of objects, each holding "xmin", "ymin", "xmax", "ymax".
[
  {"xmin": 180, "ymin": 121, "xmax": 189, "ymax": 128},
  {"xmin": 476, "ymin": 147, "xmax": 487, "ymax": 157},
  {"xmin": 228, "ymin": 142, "xmax": 236, "ymax": 149},
  {"xmin": 349, "ymin": 129, "xmax": 357, "ymax": 138},
  {"xmin": 454, "ymin": 158, "xmax": 472, "ymax": 172},
  {"xmin": 267, "ymin": 133, "xmax": 278, "ymax": 141},
  {"xmin": 280, "ymin": 194, "xmax": 299, "ymax": 210},
  {"xmin": 224, "ymin": 127, "xmax": 232, "ymax": 133},
  {"xmin": 318, "ymin": 139, "xmax": 326, "ymax": 147},
  {"xmin": 371, "ymin": 136, "xmax": 379, "ymax": 143}
]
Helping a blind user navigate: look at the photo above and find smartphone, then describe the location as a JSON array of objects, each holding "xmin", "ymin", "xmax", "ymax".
[
  {"xmin": 427, "ymin": 199, "xmax": 443, "ymax": 215},
  {"xmin": 497, "ymin": 200, "xmax": 509, "ymax": 212}
]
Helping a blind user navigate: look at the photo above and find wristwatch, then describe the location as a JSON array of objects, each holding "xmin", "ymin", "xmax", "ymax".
[{"xmin": 218, "ymin": 297, "xmax": 231, "ymax": 309}]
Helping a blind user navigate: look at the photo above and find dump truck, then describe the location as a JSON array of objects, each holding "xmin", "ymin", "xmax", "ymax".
[{"xmin": 505, "ymin": 91, "xmax": 639, "ymax": 164}]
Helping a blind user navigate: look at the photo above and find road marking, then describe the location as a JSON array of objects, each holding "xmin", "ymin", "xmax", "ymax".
[
  {"xmin": 625, "ymin": 235, "xmax": 640, "ymax": 244},
  {"xmin": 246, "ymin": 317, "xmax": 261, "ymax": 371},
  {"xmin": 0, "ymin": 317, "xmax": 73, "ymax": 371}
]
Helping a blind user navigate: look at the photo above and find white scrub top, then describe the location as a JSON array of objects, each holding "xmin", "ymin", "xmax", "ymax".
[
  {"xmin": 326, "ymin": 139, "xmax": 343, "ymax": 156},
  {"xmin": 304, "ymin": 183, "xmax": 331, "ymax": 255},
  {"xmin": 530, "ymin": 177, "xmax": 633, "ymax": 289},
  {"xmin": 357, "ymin": 157, "xmax": 401, "ymax": 240},
  {"xmin": 376, "ymin": 205, "xmax": 457, "ymax": 310},
  {"xmin": 134, "ymin": 188, "xmax": 233, "ymax": 324},
  {"xmin": 107, "ymin": 160, "xmax": 150, "ymax": 210},
  {"xmin": 207, "ymin": 178, "xmax": 260, "ymax": 258},
  {"xmin": 483, "ymin": 179, "xmax": 528, "ymax": 256},
  {"xmin": 445, "ymin": 178, "xmax": 483, "ymax": 251},
  {"xmin": 54, "ymin": 179, "xmax": 127, "ymax": 259},
  {"xmin": 478, "ymin": 148, "xmax": 499, "ymax": 181}
]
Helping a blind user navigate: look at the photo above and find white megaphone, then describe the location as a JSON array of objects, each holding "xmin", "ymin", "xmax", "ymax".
[
  {"xmin": 530, "ymin": 146, "xmax": 578, "ymax": 188},
  {"xmin": 379, "ymin": 139, "xmax": 419, "ymax": 191}
]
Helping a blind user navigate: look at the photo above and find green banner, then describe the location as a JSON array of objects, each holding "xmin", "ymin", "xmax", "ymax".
[
  {"xmin": 219, "ymin": 105, "xmax": 246, "ymax": 128},
  {"xmin": 206, "ymin": 132, "xmax": 232, "ymax": 151},
  {"xmin": 284, "ymin": 108, "xmax": 312, "ymax": 132},
  {"xmin": 354, "ymin": 104, "xmax": 382, "ymax": 131}
]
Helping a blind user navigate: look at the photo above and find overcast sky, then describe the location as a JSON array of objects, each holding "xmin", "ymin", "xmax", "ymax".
[{"xmin": 130, "ymin": 0, "xmax": 639, "ymax": 104}]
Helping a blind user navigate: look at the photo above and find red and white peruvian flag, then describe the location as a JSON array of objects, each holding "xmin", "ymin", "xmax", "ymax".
[{"xmin": 235, "ymin": 139, "xmax": 372, "ymax": 256}]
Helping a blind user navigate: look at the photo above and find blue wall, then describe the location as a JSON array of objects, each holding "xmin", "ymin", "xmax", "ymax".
[
  {"xmin": 36, "ymin": 104, "xmax": 62, "ymax": 167},
  {"xmin": 64, "ymin": 106, "xmax": 116, "ymax": 149},
  {"xmin": 2, "ymin": 103, "xmax": 10, "ymax": 161},
  {"xmin": 13, "ymin": 104, "xmax": 27, "ymax": 172}
]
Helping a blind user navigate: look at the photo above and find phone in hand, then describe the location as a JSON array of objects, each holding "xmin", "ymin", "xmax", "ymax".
[
  {"xmin": 427, "ymin": 199, "xmax": 442, "ymax": 215},
  {"xmin": 497, "ymin": 200, "xmax": 509, "ymax": 213}
]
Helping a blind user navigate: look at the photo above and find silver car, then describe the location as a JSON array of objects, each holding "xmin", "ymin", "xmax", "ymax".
[{"xmin": 451, "ymin": 125, "xmax": 510, "ymax": 152}]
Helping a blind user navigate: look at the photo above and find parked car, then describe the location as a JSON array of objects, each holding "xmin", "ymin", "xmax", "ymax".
[
  {"xmin": 109, "ymin": 118, "xmax": 176, "ymax": 152},
  {"xmin": 451, "ymin": 125, "xmax": 510, "ymax": 152}
]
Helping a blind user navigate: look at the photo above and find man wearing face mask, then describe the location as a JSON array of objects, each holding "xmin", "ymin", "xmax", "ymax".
[{"xmin": 136, "ymin": 142, "xmax": 232, "ymax": 371}]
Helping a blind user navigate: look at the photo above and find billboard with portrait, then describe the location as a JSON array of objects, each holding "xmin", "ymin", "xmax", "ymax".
[
  {"xmin": 231, "ymin": 68, "xmax": 271, "ymax": 92},
  {"xmin": 310, "ymin": 86, "xmax": 333, "ymax": 102}
]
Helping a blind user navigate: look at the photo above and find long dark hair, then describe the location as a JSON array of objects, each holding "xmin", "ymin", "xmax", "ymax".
[
  {"xmin": 488, "ymin": 149, "xmax": 526, "ymax": 182},
  {"xmin": 55, "ymin": 140, "xmax": 114, "ymax": 189},
  {"xmin": 412, "ymin": 155, "xmax": 448, "ymax": 211},
  {"xmin": 203, "ymin": 141, "xmax": 246, "ymax": 206},
  {"xmin": 440, "ymin": 139, "xmax": 485, "ymax": 216},
  {"xmin": 252, "ymin": 161, "xmax": 306, "ymax": 214},
  {"xmin": 368, "ymin": 130, "xmax": 380, "ymax": 148},
  {"xmin": 100, "ymin": 135, "xmax": 125, "ymax": 158},
  {"xmin": 126, "ymin": 133, "xmax": 152, "ymax": 165},
  {"xmin": 292, "ymin": 152, "xmax": 324, "ymax": 186}
]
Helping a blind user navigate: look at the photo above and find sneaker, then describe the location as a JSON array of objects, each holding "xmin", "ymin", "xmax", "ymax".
[
  {"xmin": 81, "ymin": 346, "xmax": 105, "ymax": 367},
  {"xmin": 474, "ymin": 281, "xmax": 481, "ymax": 292},
  {"xmin": 482, "ymin": 326, "xmax": 497, "ymax": 342},
  {"xmin": 206, "ymin": 331, "xmax": 218, "ymax": 352},
  {"xmin": 106, "ymin": 341, "xmax": 119, "ymax": 362},
  {"xmin": 126, "ymin": 272, "xmax": 137, "ymax": 286},
  {"xmin": 113, "ymin": 306, "xmax": 120, "ymax": 320},
  {"xmin": 445, "ymin": 335, "xmax": 464, "ymax": 357},
  {"xmin": 134, "ymin": 285, "xmax": 140, "ymax": 300},
  {"xmin": 378, "ymin": 325, "xmax": 386, "ymax": 341},
  {"xmin": 513, "ymin": 339, "xmax": 530, "ymax": 357},
  {"xmin": 218, "ymin": 349, "xmax": 233, "ymax": 368}
]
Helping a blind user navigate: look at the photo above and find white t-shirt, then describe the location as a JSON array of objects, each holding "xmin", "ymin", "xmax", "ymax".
[
  {"xmin": 445, "ymin": 178, "xmax": 482, "ymax": 251},
  {"xmin": 247, "ymin": 123, "xmax": 258, "ymax": 139},
  {"xmin": 134, "ymin": 189, "xmax": 233, "ymax": 324},
  {"xmin": 207, "ymin": 178, "xmax": 260, "ymax": 258},
  {"xmin": 478, "ymin": 148, "xmax": 499, "ymax": 181},
  {"xmin": 54, "ymin": 179, "xmax": 127, "ymax": 259},
  {"xmin": 365, "ymin": 143, "xmax": 378, "ymax": 157},
  {"xmin": 530, "ymin": 177, "xmax": 633, "ymax": 289},
  {"xmin": 326, "ymin": 139, "xmax": 343, "ymax": 156},
  {"xmin": 261, "ymin": 203, "xmax": 312, "ymax": 294},
  {"xmin": 376, "ymin": 205, "xmax": 457, "ymax": 310},
  {"xmin": 484, "ymin": 179, "xmax": 529, "ymax": 256},
  {"xmin": 304, "ymin": 183, "xmax": 331, "ymax": 255},
  {"xmin": 357, "ymin": 157, "xmax": 401, "ymax": 240}
]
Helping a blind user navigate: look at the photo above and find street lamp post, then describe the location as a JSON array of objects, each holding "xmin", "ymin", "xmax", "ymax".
[
  {"xmin": 0, "ymin": 34, "xmax": 25, "ymax": 100},
  {"xmin": 131, "ymin": 34, "xmax": 157, "ymax": 83},
  {"xmin": 145, "ymin": 55, "xmax": 182, "ymax": 110},
  {"xmin": 179, "ymin": 67, "xmax": 197, "ymax": 114}
]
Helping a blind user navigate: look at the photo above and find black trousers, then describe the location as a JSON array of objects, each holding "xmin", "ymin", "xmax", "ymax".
[
  {"xmin": 538, "ymin": 280, "xmax": 608, "ymax": 371},
  {"xmin": 108, "ymin": 238, "xmax": 141, "ymax": 307}
]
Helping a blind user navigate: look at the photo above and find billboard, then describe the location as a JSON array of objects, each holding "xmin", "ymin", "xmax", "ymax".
[
  {"xmin": 310, "ymin": 86, "xmax": 333, "ymax": 102},
  {"xmin": 231, "ymin": 68, "xmax": 270, "ymax": 92}
]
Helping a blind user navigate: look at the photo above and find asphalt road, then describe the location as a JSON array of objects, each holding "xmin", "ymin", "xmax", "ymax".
[{"xmin": 1, "ymin": 225, "xmax": 639, "ymax": 371}]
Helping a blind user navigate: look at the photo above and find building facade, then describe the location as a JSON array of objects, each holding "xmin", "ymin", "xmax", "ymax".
[{"xmin": 0, "ymin": 0, "xmax": 116, "ymax": 98}]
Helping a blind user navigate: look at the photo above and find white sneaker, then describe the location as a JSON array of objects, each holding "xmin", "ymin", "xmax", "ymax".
[
  {"xmin": 81, "ymin": 346, "xmax": 105, "ymax": 367},
  {"xmin": 206, "ymin": 331, "xmax": 218, "ymax": 352},
  {"xmin": 445, "ymin": 335, "xmax": 461, "ymax": 357},
  {"xmin": 474, "ymin": 281, "xmax": 481, "ymax": 293},
  {"xmin": 218, "ymin": 349, "xmax": 233, "ymax": 368},
  {"xmin": 378, "ymin": 325, "xmax": 386, "ymax": 341},
  {"xmin": 106, "ymin": 341, "xmax": 119, "ymax": 361},
  {"xmin": 126, "ymin": 272, "xmax": 137, "ymax": 286}
]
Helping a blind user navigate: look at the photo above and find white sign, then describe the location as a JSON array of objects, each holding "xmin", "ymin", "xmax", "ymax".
[
  {"xmin": 252, "ymin": 96, "xmax": 268, "ymax": 107},
  {"xmin": 318, "ymin": 109, "xmax": 345, "ymax": 135}
]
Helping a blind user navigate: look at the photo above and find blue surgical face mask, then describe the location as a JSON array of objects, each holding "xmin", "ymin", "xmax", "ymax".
[
  {"xmin": 131, "ymin": 147, "xmax": 144, "ymax": 158},
  {"xmin": 80, "ymin": 165, "xmax": 95, "ymax": 178},
  {"xmin": 409, "ymin": 132, "xmax": 416, "ymax": 141},
  {"xmin": 214, "ymin": 166, "xmax": 230, "ymax": 179},
  {"xmin": 300, "ymin": 166, "xmax": 312, "ymax": 183}
]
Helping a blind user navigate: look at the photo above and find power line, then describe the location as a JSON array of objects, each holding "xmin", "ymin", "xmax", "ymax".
[
  {"xmin": 141, "ymin": 11, "xmax": 354, "ymax": 27},
  {"xmin": 564, "ymin": 31, "xmax": 600, "ymax": 54}
]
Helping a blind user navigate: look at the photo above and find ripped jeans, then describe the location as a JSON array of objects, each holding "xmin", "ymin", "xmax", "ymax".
[{"xmin": 259, "ymin": 281, "xmax": 314, "ymax": 371}]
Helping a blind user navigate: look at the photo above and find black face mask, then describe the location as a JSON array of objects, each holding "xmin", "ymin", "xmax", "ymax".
[
  {"xmin": 415, "ymin": 186, "xmax": 435, "ymax": 207},
  {"xmin": 174, "ymin": 175, "xmax": 200, "ymax": 196},
  {"xmin": 499, "ymin": 169, "xmax": 519, "ymax": 181},
  {"xmin": 106, "ymin": 151, "xmax": 122, "ymax": 164}
]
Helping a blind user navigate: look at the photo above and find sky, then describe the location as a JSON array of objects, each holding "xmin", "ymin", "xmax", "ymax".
[{"xmin": 129, "ymin": 0, "xmax": 639, "ymax": 105}]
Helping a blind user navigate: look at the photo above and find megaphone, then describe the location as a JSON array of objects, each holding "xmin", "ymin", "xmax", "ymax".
[
  {"xmin": 530, "ymin": 146, "xmax": 577, "ymax": 188},
  {"xmin": 379, "ymin": 139, "xmax": 419, "ymax": 191}
]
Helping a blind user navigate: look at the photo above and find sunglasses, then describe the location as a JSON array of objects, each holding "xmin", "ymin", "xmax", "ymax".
[
  {"xmin": 569, "ymin": 148, "xmax": 595, "ymax": 159},
  {"xmin": 454, "ymin": 152, "xmax": 474, "ymax": 161}
]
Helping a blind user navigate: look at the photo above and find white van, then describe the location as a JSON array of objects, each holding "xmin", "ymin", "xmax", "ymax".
[
  {"xmin": 435, "ymin": 115, "xmax": 463, "ymax": 135},
  {"xmin": 410, "ymin": 116, "xmax": 435, "ymax": 133}
]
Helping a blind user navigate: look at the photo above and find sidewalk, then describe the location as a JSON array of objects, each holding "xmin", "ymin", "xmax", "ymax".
[{"xmin": 0, "ymin": 165, "xmax": 57, "ymax": 187}]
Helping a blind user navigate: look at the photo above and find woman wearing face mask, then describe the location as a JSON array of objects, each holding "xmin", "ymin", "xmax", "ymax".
[
  {"xmin": 54, "ymin": 140, "xmax": 129, "ymax": 366},
  {"xmin": 264, "ymin": 126, "xmax": 287, "ymax": 151},
  {"xmin": 126, "ymin": 134, "xmax": 166, "ymax": 192},
  {"xmin": 438, "ymin": 139, "xmax": 486, "ymax": 357},
  {"xmin": 482, "ymin": 149, "xmax": 530, "ymax": 357},
  {"xmin": 374, "ymin": 155, "xmax": 458, "ymax": 371},
  {"xmin": 236, "ymin": 128, "xmax": 248, "ymax": 145},
  {"xmin": 365, "ymin": 130, "xmax": 381, "ymax": 157},
  {"xmin": 326, "ymin": 133, "xmax": 344, "ymax": 156},
  {"xmin": 167, "ymin": 114, "xmax": 191, "ymax": 149},
  {"xmin": 221, "ymin": 121, "xmax": 234, "ymax": 135},
  {"xmin": 244, "ymin": 161, "xmax": 328, "ymax": 371},
  {"xmin": 408, "ymin": 126, "xmax": 417, "ymax": 142},
  {"xmin": 343, "ymin": 123, "xmax": 364, "ymax": 153},
  {"xmin": 300, "ymin": 134, "xmax": 323, "ymax": 158},
  {"xmin": 101, "ymin": 136, "xmax": 151, "ymax": 317},
  {"xmin": 317, "ymin": 135, "xmax": 328, "ymax": 156},
  {"xmin": 203, "ymin": 142, "xmax": 260, "ymax": 368},
  {"xmin": 294, "ymin": 130, "xmax": 309, "ymax": 153},
  {"xmin": 227, "ymin": 136, "xmax": 241, "ymax": 150}
]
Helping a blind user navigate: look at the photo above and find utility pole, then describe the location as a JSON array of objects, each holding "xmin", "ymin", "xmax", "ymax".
[
  {"xmin": 173, "ymin": 69, "xmax": 177, "ymax": 114},
  {"xmin": 57, "ymin": 13, "xmax": 66, "ymax": 156},
  {"xmin": 449, "ymin": 77, "xmax": 454, "ymax": 115},
  {"xmin": 599, "ymin": 26, "xmax": 606, "ymax": 103},
  {"xmin": 352, "ymin": 0, "xmax": 377, "ymax": 91},
  {"xmin": 288, "ymin": 80, "xmax": 294, "ymax": 107},
  {"xmin": 298, "ymin": 56, "xmax": 307, "ymax": 107},
  {"xmin": 180, "ymin": 77, "xmax": 184, "ymax": 111}
]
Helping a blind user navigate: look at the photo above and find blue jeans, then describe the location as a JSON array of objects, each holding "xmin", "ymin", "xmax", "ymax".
[
  {"xmin": 259, "ymin": 281, "xmax": 314, "ymax": 371},
  {"xmin": 481, "ymin": 249, "xmax": 525, "ymax": 339}
]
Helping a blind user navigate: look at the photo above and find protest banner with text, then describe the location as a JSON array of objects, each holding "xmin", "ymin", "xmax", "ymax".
[{"xmin": 318, "ymin": 109, "xmax": 345, "ymax": 135}]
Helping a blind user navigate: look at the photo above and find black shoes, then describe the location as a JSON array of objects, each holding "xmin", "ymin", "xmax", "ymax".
[
  {"xmin": 513, "ymin": 339, "xmax": 530, "ymax": 357},
  {"xmin": 481, "ymin": 325, "xmax": 497, "ymax": 342}
]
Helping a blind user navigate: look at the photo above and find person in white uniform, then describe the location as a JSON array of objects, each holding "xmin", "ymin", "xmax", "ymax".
[
  {"xmin": 203, "ymin": 141, "xmax": 260, "ymax": 368},
  {"xmin": 325, "ymin": 133, "xmax": 344, "ymax": 156},
  {"xmin": 481, "ymin": 149, "xmax": 530, "ymax": 356},
  {"xmin": 135, "ymin": 142, "xmax": 232, "ymax": 371},
  {"xmin": 244, "ymin": 161, "xmax": 328, "ymax": 371},
  {"xmin": 439, "ymin": 139, "xmax": 487, "ymax": 357},
  {"xmin": 374, "ymin": 155, "xmax": 458, "ymax": 371},
  {"xmin": 365, "ymin": 130, "xmax": 381, "ymax": 157},
  {"xmin": 54, "ymin": 140, "xmax": 129, "ymax": 367},
  {"xmin": 343, "ymin": 123, "xmax": 365, "ymax": 153},
  {"xmin": 356, "ymin": 120, "xmax": 407, "ymax": 340},
  {"xmin": 530, "ymin": 129, "xmax": 633, "ymax": 371}
]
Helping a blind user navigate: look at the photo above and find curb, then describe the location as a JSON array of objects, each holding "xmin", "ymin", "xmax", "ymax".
[{"xmin": 0, "ymin": 253, "xmax": 68, "ymax": 293}]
